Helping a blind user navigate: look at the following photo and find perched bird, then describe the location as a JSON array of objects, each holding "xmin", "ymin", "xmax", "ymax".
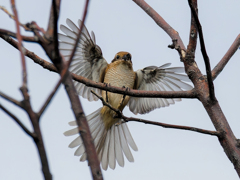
[{"xmin": 58, "ymin": 19, "xmax": 192, "ymax": 170}]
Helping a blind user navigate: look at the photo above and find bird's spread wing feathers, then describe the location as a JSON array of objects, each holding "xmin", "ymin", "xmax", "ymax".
[
  {"xmin": 128, "ymin": 63, "xmax": 193, "ymax": 114},
  {"xmin": 64, "ymin": 108, "xmax": 138, "ymax": 170},
  {"xmin": 58, "ymin": 19, "xmax": 108, "ymax": 101}
]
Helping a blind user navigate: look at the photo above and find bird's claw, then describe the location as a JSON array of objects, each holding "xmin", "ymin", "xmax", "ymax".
[
  {"xmin": 119, "ymin": 86, "xmax": 129, "ymax": 107},
  {"xmin": 103, "ymin": 83, "xmax": 110, "ymax": 102}
]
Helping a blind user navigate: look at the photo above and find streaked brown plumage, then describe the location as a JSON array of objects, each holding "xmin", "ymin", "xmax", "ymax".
[{"xmin": 59, "ymin": 19, "xmax": 193, "ymax": 170}]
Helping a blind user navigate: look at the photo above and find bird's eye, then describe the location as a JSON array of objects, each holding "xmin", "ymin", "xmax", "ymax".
[{"xmin": 116, "ymin": 55, "xmax": 120, "ymax": 59}]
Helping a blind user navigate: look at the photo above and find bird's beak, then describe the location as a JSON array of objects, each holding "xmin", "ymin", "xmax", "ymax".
[
  {"xmin": 122, "ymin": 54, "xmax": 127, "ymax": 61},
  {"xmin": 122, "ymin": 54, "xmax": 131, "ymax": 61}
]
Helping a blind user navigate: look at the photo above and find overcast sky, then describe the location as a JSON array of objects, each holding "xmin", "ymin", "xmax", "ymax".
[{"xmin": 1, "ymin": 0, "xmax": 240, "ymax": 180}]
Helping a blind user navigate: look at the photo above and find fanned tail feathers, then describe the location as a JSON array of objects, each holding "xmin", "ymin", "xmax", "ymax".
[{"xmin": 64, "ymin": 108, "xmax": 138, "ymax": 170}]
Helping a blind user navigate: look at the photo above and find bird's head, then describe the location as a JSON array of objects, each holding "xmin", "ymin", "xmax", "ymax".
[{"xmin": 112, "ymin": 51, "xmax": 132, "ymax": 64}]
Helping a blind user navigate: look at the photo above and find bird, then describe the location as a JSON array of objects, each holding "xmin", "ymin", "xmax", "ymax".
[{"xmin": 58, "ymin": 19, "xmax": 192, "ymax": 170}]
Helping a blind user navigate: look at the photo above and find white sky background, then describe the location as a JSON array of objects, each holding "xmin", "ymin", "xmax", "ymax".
[{"xmin": 0, "ymin": 0, "xmax": 240, "ymax": 179}]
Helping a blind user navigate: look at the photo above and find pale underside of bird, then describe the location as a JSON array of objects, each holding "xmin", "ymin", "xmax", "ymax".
[{"xmin": 58, "ymin": 19, "xmax": 193, "ymax": 170}]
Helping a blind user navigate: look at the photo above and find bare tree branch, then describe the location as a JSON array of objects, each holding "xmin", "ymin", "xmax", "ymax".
[
  {"xmin": 133, "ymin": 0, "xmax": 186, "ymax": 59},
  {"xmin": 38, "ymin": 0, "xmax": 104, "ymax": 179},
  {"xmin": 41, "ymin": 0, "xmax": 90, "ymax": 123},
  {"xmin": 45, "ymin": 0, "xmax": 61, "ymax": 41},
  {"xmin": 11, "ymin": 0, "xmax": 27, "ymax": 88},
  {"xmin": 0, "ymin": 34, "xmax": 196, "ymax": 99},
  {"xmin": 125, "ymin": 117, "xmax": 221, "ymax": 136},
  {"xmin": 0, "ymin": 103, "xmax": 36, "ymax": 138},
  {"xmin": 37, "ymin": 79, "xmax": 61, "ymax": 119},
  {"xmin": 188, "ymin": 0, "xmax": 215, "ymax": 101},
  {"xmin": 0, "ymin": 91, "xmax": 23, "ymax": 108},
  {"xmin": 0, "ymin": 5, "xmax": 31, "ymax": 31},
  {"xmin": 186, "ymin": 0, "xmax": 198, "ymax": 61},
  {"xmin": 184, "ymin": 1, "xmax": 240, "ymax": 177},
  {"xmin": 91, "ymin": 90, "xmax": 220, "ymax": 137},
  {"xmin": 212, "ymin": 34, "xmax": 240, "ymax": 80},
  {"xmin": 0, "ymin": 28, "xmax": 38, "ymax": 42},
  {"xmin": 0, "ymin": 34, "xmax": 57, "ymax": 71},
  {"xmin": 21, "ymin": 97, "xmax": 52, "ymax": 180},
  {"xmin": 133, "ymin": 0, "xmax": 240, "ymax": 177},
  {"xmin": 5, "ymin": 1, "xmax": 53, "ymax": 179}
]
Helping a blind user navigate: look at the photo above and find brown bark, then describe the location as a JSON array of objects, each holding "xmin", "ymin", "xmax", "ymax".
[{"xmin": 134, "ymin": 0, "xmax": 240, "ymax": 177}]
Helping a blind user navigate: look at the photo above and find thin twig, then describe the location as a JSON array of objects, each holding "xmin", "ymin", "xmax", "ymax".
[
  {"xmin": 0, "ymin": 34, "xmax": 56, "ymax": 71},
  {"xmin": 52, "ymin": 0, "xmax": 89, "ymax": 104},
  {"xmin": 0, "ymin": 6, "xmax": 30, "ymax": 31},
  {"xmin": 91, "ymin": 90, "xmax": 122, "ymax": 116},
  {"xmin": 7, "ymin": 2, "xmax": 52, "ymax": 179},
  {"xmin": 0, "ymin": 29, "xmax": 38, "ymax": 42},
  {"xmin": 1, "ymin": 5, "xmax": 46, "ymax": 34},
  {"xmin": 37, "ymin": 80, "xmax": 61, "ymax": 118},
  {"xmin": 133, "ymin": 0, "xmax": 186, "ymax": 53},
  {"xmin": 0, "ymin": 103, "xmax": 37, "ymax": 139},
  {"xmin": 91, "ymin": 90, "xmax": 220, "ymax": 137},
  {"xmin": 29, "ymin": 21, "xmax": 46, "ymax": 34},
  {"xmin": 188, "ymin": 0, "xmax": 215, "ymax": 101},
  {"xmin": 0, "ymin": 91, "xmax": 23, "ymax": 108},
  {"xmin": 36, "ymin": 0, "xmax": 63, "ymax": 120},
  {"xmin": 11, "ymin": 0, "xmax": 27, "ymax": 88},
  {"xmin": 212, "ymin": 34, "xmax": 240, "ymax": 80},
  {"xmin": 42, "ymin": 0, "xmax": 103, "ymax": 179},
  {"xmin": 125, "ymin": 117, "xmax": 220, "ymax": 136}
]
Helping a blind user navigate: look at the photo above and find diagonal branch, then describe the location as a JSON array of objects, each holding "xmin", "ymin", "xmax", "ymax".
[
  {"xmin": 57, "ymin": 0, "xmax": 89, "ymax": 95},
  {"xmin": 133, "ymin": 0, "xmax": 186, "ymax": 59},
  {"xmin": 7, "ymin": 2, "xmax": 53, "ymax": 180},
  {"xmin": 0, "ymin": 34, "xmax": 197, "ymax": 99},
  {"xmin": 188, "ymin": 0, "xmax": 215, "ymax": 101},
  {"xmin": 0, "ymin": 34, "xmax": 57, "ymax": 71},
  {"xmin": 212, "ymin": 34, "xmax": 240, "ymax": 80},
  {"xmin": 0, "ymin": 5, "xmax": 30, "ymax": 31},
  {"xmin": 126, "ymin": 117, "xmax": 220, "ymax": 136},
  {"xmin": 91, "ymin": 90, "xmax": 220, "ymax": 137},
  {"xmin": 0, "ymin": 91, "xmax": 23, "ymax": 108},
  {"xmin": 0, "ymin": 29, "xmax": 38, "ymax": 42},
  {"xmin": 11, "ymin": 0, "xmax": 27, "ymax": 88},
  {"xmin": 0, "ymin": 103, "xmax": 36, "ymax": 139},
  {"xmin": 41, "ymin": 0, "xmax": 104, "ymax": 179},
  {"xmin": 37, "ymin": 79, "xmax": 61, "ymax": 119},
  {"xmin": 37, "ymin": 0, "xmax": 89, "ymax": 119},
  {"xmin": 186, "ymin": 0, "xmax": 198, "ymax": 60},
  {"xmin": 45, "ymin": 0, "xmax": 61, "ymax": 40}
]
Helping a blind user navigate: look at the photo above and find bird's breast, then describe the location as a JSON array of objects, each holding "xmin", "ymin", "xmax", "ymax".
[
  {"xmin": 104, "ymin": 61, "xmax": 135, "ymax": 88},
  {"xmin": 101, "ymin": 61, "xmax": 135, "ymax": 129},
  {"xmin": 102, "ymin": 61, "xmax": 135, "ymax": 110}
]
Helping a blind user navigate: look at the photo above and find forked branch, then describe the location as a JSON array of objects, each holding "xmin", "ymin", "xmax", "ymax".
[
  {"xmin": 91, "ymin": 90, "xmax": 220, "ymax": 137},
  {"xmin": 0, "ymin": 103, "xmax": 36, "ymax": 139},
  {"xmin": 188, "ymin": 0, "xmax": 215, "ymax": 101},
  {"xmin": 212, "ymin": 34, "xmax": 240, "ymax": 80}
]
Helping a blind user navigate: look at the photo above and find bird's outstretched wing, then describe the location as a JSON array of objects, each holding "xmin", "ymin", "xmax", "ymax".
[
  {"xmin": 128, "ymin": 63, "xmax": 193, "ymax": 114},
  {"xmin": 58, "ymin": 19, "xmax": 108, "ymax": 101}
]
